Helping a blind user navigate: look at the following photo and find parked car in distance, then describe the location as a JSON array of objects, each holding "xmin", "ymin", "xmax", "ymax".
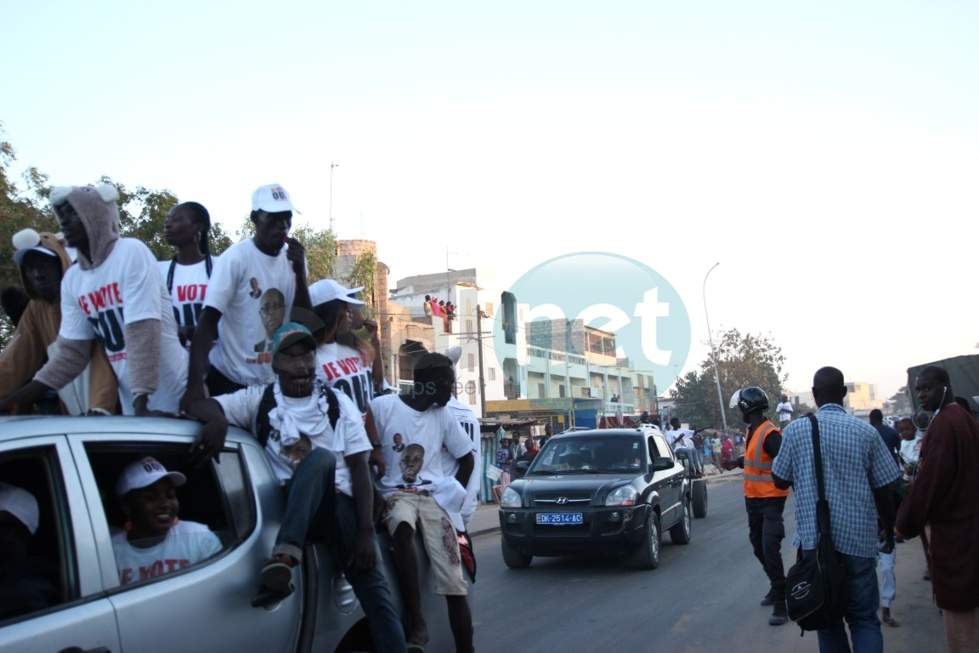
[
  {"xmin": 0, "ymin": 415, "xmax": 457, "ymax": 653},
  {"xmin": 499, "ymin": 427, "xmax": 707, "ymax": 570}
]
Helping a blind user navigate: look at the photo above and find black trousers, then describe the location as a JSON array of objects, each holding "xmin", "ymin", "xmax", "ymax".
[{"xmin": 745, "ymin": 496, "xmax": 787, "ymax": 597}]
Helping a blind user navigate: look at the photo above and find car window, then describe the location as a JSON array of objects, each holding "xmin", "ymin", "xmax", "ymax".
[
  {"xmin": 530, "ymin": 436, "xmax": 643, "ymax": 473},
  {"xmin": 651, "ymin": 434, "xmax": 674, "ymax": 460},
  {"xmin": 83, "ymin": 442, "xmax": 251, "ymax": 588},
  {"xmin": 0, "ymin": 445, "xmax": 73, "ymax": 622}
]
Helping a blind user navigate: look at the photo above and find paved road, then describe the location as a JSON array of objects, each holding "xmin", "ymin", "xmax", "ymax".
[{"xmin": 469, "ymin": 476, "xmax": 945, "ymax": 652}]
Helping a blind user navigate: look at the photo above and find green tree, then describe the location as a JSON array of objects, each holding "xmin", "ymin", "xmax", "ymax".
[
  {"xmin": 347, "ymin": 249, "xmax": 377, "ymax": 317},
  {"xmin": 886, "ymin": 386, "xmax": 912, "ymax": 415},
  {"xmin": 670, "ymin": 328, "xmax": 787, "ymax": 430}
]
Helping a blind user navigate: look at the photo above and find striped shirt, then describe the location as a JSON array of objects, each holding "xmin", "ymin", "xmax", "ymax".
[{"xmin": 772, "ymin": 404, "xmax": 900, "ymax": 557}]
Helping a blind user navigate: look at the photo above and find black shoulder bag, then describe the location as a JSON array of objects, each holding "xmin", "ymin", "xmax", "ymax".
[{"xmin": 785, "ymin": 414, "xmax": 849, "ymax": 633}]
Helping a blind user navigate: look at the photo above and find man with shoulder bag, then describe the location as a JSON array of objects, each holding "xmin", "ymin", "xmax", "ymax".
[{"xmin": 771, "ymin": 367, "xmax": 901, "ymax": 652}]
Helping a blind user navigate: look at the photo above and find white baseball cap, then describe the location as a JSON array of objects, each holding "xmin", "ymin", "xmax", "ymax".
[
  {"xmin": 309, "ymin": 279, "xmax": 365, "ymax": 308},
  {"xmin": 0, "ymin": 482, "xmax": 40, "ymax": 535},
  {"xmin": 12, "ymin": 228, "xmax": 59, "ymax": 266},
  {"xmin": 445, "ymin": 346, "xmax": 463, "ymax": 365},
  {"xmin": 116, "ymin": 457, "xmax": 187, "ymax": 497},
  {"xmin": 251, "ymin": 183, "xmax": 300, "ymax": 214}
]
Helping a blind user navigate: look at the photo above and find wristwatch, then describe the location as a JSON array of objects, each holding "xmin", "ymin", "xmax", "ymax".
[{"xmin": 371, "ymin": 442, "xmax": 382, "ymax": 449}]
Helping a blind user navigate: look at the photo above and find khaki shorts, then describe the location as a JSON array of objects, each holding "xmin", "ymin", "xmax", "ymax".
[{"xmin": 384, "ymin": 491, "xmax": 467, "ymax": 596}]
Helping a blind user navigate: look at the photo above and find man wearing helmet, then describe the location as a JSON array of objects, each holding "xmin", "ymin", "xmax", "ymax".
[{"xmin": 732, "ymin": 386, "xmax": 790, "ymax": 626}]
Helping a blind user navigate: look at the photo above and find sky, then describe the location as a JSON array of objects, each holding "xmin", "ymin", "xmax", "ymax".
[{"xmin": 4, "ymin": 1, "xmax": 977, "ymax": 402}]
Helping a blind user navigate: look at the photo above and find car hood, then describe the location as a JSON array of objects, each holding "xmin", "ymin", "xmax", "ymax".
[{"xmin": 514, "ymin": 474, "xmax": 638, "ymax": 495}]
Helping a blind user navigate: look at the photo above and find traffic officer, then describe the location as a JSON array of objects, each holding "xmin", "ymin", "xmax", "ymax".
[{"xmin": 732, "ymin": 386, "xmax": 790, "ymax": 626}]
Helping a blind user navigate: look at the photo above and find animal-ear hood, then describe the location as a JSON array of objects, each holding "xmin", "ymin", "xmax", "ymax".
[{"xmin": 49, "ymin": 184, "xmax": 120, "ymax": 270}]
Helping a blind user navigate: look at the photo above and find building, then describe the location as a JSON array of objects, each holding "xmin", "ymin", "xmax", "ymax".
[{"xmin": 791, "ymin": 381, "xmax": 881, "ymax": 415}]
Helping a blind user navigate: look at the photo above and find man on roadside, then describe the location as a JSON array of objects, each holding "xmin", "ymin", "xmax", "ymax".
[
  {"xmin": 731, "ymin": 386, "xmax": 790, "ymax": 626},
  {"xmin": 896, "ymin": 366, "xmax": 979, "ymax": 653},
  {"xmin": 0, "ymin": 229, "xmax": 117, "ymax": 415},
  {"xmin": 371, "ymin": 352, "xmax": 475, "ymax": 653},
  {"xmin": 182, "ymin": 184, "xmax": 311, "ymax": 404},
  {"xmin": 0, "ymin": 184, "xmax": 187, "ymax": 415},
  {"xmin": 775, "ymin": 395, "xmax": 793, "ymax": 427},
  {"xmin": 772, "ymin": 367, "xmax": 900, "ymax": 653},
  {"xmin": 187, "ymin": 322, "xmax": 406, "ymax": 652}
]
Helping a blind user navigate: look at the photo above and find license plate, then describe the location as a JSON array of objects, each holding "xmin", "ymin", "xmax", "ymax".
[{"xmin": 536, "ymin": 512, "xmax": 583, "ymax": 525}]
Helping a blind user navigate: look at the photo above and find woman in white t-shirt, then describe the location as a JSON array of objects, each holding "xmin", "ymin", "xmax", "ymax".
[
  {"xmin": 158, "ymin": 202, "xmax": 218, "ymax": 349},
  {"xmin": 111, "ymin": 456, "xmax": 221, "ymax": 585},
  {"xmin": 309, "ymin": 279, "xmax": 386, "ymax": 477}
]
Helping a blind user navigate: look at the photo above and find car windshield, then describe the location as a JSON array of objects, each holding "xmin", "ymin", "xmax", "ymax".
[{"xmin": 528, "ymin": 436, "xmax": 645, "ymax": 475}]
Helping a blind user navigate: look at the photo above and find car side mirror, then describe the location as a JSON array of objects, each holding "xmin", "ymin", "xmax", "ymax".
[
  {"xmin": 651, "ymin": 456, "xmax": 674, "ymax": 472},
  {"xmin": 514, "ymin": 460, "xmax": 531, "ymax": 478}
]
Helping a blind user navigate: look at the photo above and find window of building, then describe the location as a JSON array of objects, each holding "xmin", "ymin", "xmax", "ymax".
[
  {"xmin": 538, "ymin": 383, "xmax": 545, "ymax": 398},
  {"xmin": 559, "ymin": 384, "xmax": 566, "ymax": 398},
  {"xmin": 466, "ymin": 319, "xmax": 473, "ymax": 334},
  {"xmin": 467, "ymin": 353, "xmax": 475, "ymax": 372},
  {"xmin": 484, "ymin": 301, "xmax": 494, "ymax": 316},
  {"xmin": 468, "ymin": 388, "xmax": 477, "ymax": 404},
  {"xmin": 488, "ymin": 368, "xmax": 496, "ymax": 381}
]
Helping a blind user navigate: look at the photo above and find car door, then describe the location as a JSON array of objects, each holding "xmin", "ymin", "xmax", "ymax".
[
  {"xmin": 0, "ymin": 434, "xmax": 121, "ymax": 653},
  {"xmin": 68, "ymin": 429, "xmax": 303, "ymax": 653},
  {"xmin": 650, "ymin": 434, "xmax": 683, "ymax": 525}
]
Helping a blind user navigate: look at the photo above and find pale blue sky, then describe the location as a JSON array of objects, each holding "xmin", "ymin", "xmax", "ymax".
[{"xmin": 4, "ymin": 1, "xmax": 978, "ymax": 401}]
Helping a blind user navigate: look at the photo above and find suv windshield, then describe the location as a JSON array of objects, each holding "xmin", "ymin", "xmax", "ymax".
[{"xmin": 529, "ymin": 436, "xmax": 645, "ymax": 475}]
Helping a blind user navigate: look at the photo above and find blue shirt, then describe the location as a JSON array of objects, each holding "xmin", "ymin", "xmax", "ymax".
[
  {"xmin": 772, "ymin": 404, "xmax": 901, "ymax": 557},
  {"xmin": 873, "ymin": 423, "xmax": 901, "ymax": 460}
]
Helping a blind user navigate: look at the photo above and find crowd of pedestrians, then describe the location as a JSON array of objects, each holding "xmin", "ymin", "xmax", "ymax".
[{"xmin": 0, "ymin": 182, "xmax": 481, "ymax": 653}]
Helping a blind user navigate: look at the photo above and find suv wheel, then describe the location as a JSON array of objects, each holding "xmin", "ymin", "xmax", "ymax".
[
  {"xmin": 633, "ymin": 513, "xmax": 661, "ymax": 570},
  {"xmin": 669, "ymin": 500, "xmax": 692, "ymax": 545},
  {"xmin": 692, "ymin": 479, "xmax": 708, "ymax": 518},
  {"xmin": 501, "ymin": 540, "xmax": 533, "ymax": 569}
]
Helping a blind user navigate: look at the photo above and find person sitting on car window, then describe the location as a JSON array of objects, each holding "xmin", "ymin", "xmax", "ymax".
[
  {"xmin": 112, "ymin": 457, "xmax": 221, "ymax": 585},
  {"xmin": 187, "ymin": 322, "xmax": 407, "ymax": 652},
  {"xmin": 0, "ymin": 482, "xmax": 59, "ymax": 619}
]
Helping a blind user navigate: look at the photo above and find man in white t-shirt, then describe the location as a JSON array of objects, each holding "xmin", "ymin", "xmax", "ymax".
[
  {"xmin": 0, "ymin": 184, "xmax": 187, "ymax": 415},
  {"xmin": 775, "ymin": 395, "xmax": 793, "ymax": 426},
  {"xmin": 187, "ymin": 322, "xmax": 406, "ymax": 651},
  {"xmin": 371, "ymin": 352, "xmax": 475, "ymax": 653},
  {"xmin": 182, "ymin": 184, "xmax": 311, "ymax": 406},
  {"xmin": 442, "ymin": 346, "xmax": 482, "ymax": 529},
  {"xmin": 668, "ymin": 417, "xmax": 704, "ymax": 476}
]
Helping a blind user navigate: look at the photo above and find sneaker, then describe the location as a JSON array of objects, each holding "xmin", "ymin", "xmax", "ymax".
[
  {"xmin": 769, "ymin": 601, "xmax": 788, "ymax": 626},
  {"xmin": 760, "ymin": 589, "xmax": 776, "ymax": 607}
]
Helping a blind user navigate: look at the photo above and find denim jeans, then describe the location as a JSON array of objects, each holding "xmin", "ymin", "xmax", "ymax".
[
  {"xmin": 274, "ymin": 449, "xmax": 337, "ymax": 562},
  {"xmin": 675, "ymin": 447, "xmax": 703, "ymax": 473},
  {"xmin": 332, "ymin": 493, "xmax": 407, "ymax": 653},
  {"xmin": 815, "ymin": 552, "xmax": 882, "ymax": 653}
]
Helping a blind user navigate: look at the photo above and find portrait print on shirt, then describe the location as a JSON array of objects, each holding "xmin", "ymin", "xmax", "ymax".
[
  {"xmin": 254, "ymin": 288, "xmax": 286, "ymax": 354},
  {"xmin": 398, "ymin": 443, "xmax": 429, "ymax": 488},
  {"xmin": 393, "ymin": 433, "xmax": 406, "ymax": 452}
]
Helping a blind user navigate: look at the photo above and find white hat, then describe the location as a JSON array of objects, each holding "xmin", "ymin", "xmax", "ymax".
[
  {"xmin": 12, "ymin": 228, "xmax": 58, "ymax": 265},
  {"xmin": 445, "ymin": 346, "xmax": 463, "ymax": 365},
  {"xmin": 116, "ymin": 457, "xmax": 187, "ymax": 497},
  {"xmin": 0, "ymin": 482, "xmax": 39, "ymax": 535},
  {"xmin": 251, "ymin": 183, "xmax": 300, "ymax": 214},
  {"xmin": 309, "ymin": 279, "xmax": 365, "ymax": 307}
]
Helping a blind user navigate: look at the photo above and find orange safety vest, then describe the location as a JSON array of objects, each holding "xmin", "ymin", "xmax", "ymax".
[{"xmin": 743, "ymin": 420, "xmax": 789, "ymax": 499}]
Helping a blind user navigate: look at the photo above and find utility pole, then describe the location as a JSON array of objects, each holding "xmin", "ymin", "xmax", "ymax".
[{"xmin": 476, "ymin": 306, "xmax": 487, "ymax": 417}]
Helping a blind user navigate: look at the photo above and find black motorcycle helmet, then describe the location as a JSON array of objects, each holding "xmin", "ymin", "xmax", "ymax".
[{"xmin": 729, "ymin": 387, "xmax": 769, "ymax": 423}]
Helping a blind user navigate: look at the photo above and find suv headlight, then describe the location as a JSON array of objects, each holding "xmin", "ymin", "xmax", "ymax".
[
  {"xmin": 500, "ymin": 487, "xmax": 522, "ymax": 508},
  {"xmin": 605, "ymin": 485, "xmax": 638, "ymax": 506}
]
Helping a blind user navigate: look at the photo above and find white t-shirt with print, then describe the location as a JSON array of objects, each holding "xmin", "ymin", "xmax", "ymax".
[
  {"xmin": 112, "ymin": 519, "xmax": 222, "ymax": 585},
  {"xmin": 442, "ymin": 396, "xmax": 481, "ymax": 528},
  {"xmin": 215, "ymin": 385, "xmax": 371, "ymax": 494},
  {"xmin": 315, "ymin": 341, "xmax": 374, "ymax": 416},
  {"xmin": 776, "ymin": 401, "xmax": 793, "ymax": 422},
  {"xmin": 204, "ymin": 240, "xmax": 297, "ymax": 386},
  {"xmin": 371, "ymin": 394, "xmax": 472, "ymax": 500},
  {"xmin": 157, "ymin": 258, "xmax": 217, "ymax": 339},
  {"xmin": 59, "ymin": 238, "xmax": 189, "ymax": 413}
]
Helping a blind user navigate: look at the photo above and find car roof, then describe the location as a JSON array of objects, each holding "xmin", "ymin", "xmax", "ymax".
[
  {"xmin": 0, "ymin": 415, "xmax": 253, "ymax": 443},
  {"xmin": 549, "ymin": 428, "xmax": 650, "ymax": 441}
]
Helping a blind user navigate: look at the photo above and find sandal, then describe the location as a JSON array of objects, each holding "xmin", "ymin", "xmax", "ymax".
[
  {"xmin": 882, "ymin": 611, "xmax": 899, "ymax": 627},
  {"xmin": 252, "ymin": 556, "xmax": 295, "ymax": 606}
]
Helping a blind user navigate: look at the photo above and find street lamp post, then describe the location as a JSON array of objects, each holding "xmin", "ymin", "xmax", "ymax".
[{"xmin": 703, "ymin": 262, "xmax": 728, "ymax": 432}]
